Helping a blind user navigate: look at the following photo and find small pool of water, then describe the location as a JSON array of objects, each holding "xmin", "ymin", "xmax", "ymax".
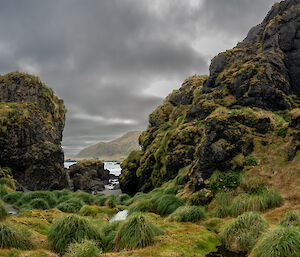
[{"xmin": 110, "ymin": 210, "xmax": 128, "ymax": 223}]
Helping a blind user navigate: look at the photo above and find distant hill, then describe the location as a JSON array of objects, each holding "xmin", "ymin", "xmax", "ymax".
[{"xmin": 76, "ymin": 131, "xmax": 141, "ymax": 160}]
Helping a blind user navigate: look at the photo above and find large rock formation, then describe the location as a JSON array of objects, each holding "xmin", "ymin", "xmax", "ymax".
[
  {"xmin": 68, "ymin": 160, "xmax": 110, "ymax": 192},
  {"xmin": 120, "ymin": 0, "xmax": 300, "ymax": 195},
  {"xmin": 0, "ymin": 72, "xmax": 67, "ymax": 190}
]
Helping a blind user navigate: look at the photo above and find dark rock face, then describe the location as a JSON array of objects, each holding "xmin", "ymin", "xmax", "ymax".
[
  {"xmin": 0, "ymin": 72, "xmax": 67, "ymax": 190},
  {"xmin": 68, "ymin": 160, "xmax": 110, "ymax": 193},
  {"xmin": 203, "ymin": 0, "xmax": 300, "ymax": 111},
  {"xmin": 120, "ymin": 0, "xmax": 300, "ymax": 195}
]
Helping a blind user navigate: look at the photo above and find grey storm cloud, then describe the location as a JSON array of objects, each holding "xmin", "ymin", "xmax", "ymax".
[{"xmin": 0, "ymin": 0, "xmax": 276, "ymax": 155}]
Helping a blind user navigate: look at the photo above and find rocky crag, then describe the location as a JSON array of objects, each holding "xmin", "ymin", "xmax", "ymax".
[
  {"xmin": 0, "ymin": 72, "xmax": 67, "ymax": 190},
  {"xmin": 120, "ymin": 0, "xmax": 300, "ymax": 197}
]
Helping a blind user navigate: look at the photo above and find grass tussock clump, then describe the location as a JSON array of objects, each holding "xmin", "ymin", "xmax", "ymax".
[
  {"xmin": 29, "ymin": 198, "xmax": 50, "ymax": 210},
  {"xmin": 279, "ymin": 210, "xmax": 300, "ymax": 227},
  {"xmin": 0, "ymin": 222, "xmax": 35, "ymax": 250},
  {"xmin": 73, "ymin": 191, "xmax": 95, "ymax": 205},
  {"xmin": 102, "ymin": 221, "xmax": 123, "ymax": 252},
  {"xmin": 47, "ymin": 214, "xmax": 103, "ymax": 254},
  {"xmin": 3, "ymin": 191, "xmax": 24, "ymax": 204},
  {"xmin": 167, "ymin": 206, "xmax": 206, "ymax": 222},
  {"xmin": 116, "ymin": 194, "xmax": 131, "ymax": 205},
  {"xmin": 249, "ymin": 226, "xmax": 300, "ymax": 257},
  {"xmin": 128, "ymin": 199, "xmax": 152, "ymax": 215},
  {"xmin": 0, "ymin": 200, "xmax": 8, "ymax": 221},
  {"xmin": 18, "ymin": 191, "xmax": 56, "ymax": 208},
  {"xmin": 0, "ymin": 177, "xmax": 15, "ymax": 190},
  {"xmin": 56, "ymin": 198, "xmax": 84, "ymax": 213},
  {"xmin": 65, "ymin": 239, "xmax": 102, "ymax": 257},
  {"xmin": 156, "ymin": 195, "xmax": 185, "ymax": 216},
  {"xmin": 0, "ymin": 185, "xmax": 9, "ymax": 198},
  {"xmin": 221, "ymin": 212, "xmax": 267, "ymax": 253},
  {"xmin": 114, "ymin": 212, "xmax": 163, "ymax": 250},
  {"xmin": 79, "ymin": 205, "xmax": 99, "ymax": 217}
]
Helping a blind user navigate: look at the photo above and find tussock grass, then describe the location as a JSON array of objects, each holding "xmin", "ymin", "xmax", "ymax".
[
  {"xmin": 249, "ymin": 226, "xmax": 300, "ymax": 257},
  {"xmin": 56, "ymin": 198, "xmax": 84, "ymax": 213},
  {"xmin": 0, "ymin": 200, "xmax": 8, "ymax": 221},
  {"xmin": 17, "ymin": 191, "xmax": 56, "ymax": 208},
  {"xmin": 52, "ymin": 189, "xmax": 71, "ymax": 200},
  {"xmin": 47, "ymin": 214, "xmax": 103, "ymax": 254},
  {"xmin": 0, "ymin": 222, "xmax": 35, "ymax": 250},
  {"xmin": 128, "ymin": 200, "xmax": 152, "ymax": 215},
  {"xmin": 239, "ymin": 174, "xmax": 264, "ymax": 194},
  {"xmin": 230, "ymin": 191, "xmax": 282, "ymax": 217},
  {"xmin": 79, "ymin": 205, "xmax": 99, "ymax": 217},
  {"xmin": 73, "ymin": 191, "xmax": 95, "ymax": 205},
  {"xmin": 94, "ymin": 195, "xmax": 110, "ymax": 206},
  {"xmin": 114, "ymin": 212, "xmax": 163, "ymax": 250},
  {"xmin": 212, "ymin": 205, "xmax": 231, "ymax": 218},
  {"xmin": 105, "ymin": 197, "xmax": 116, "ymax": 208},
  {"xmin": 66, "ymin": 239, "xmax": 102, "ymax": 257},
  {"xmin": 29, "ymin": 198, "xmax": 50, "ymax": 210},
  {"xmin": 0, "ymin": 177, "xmax": 15, "ymax": 190},
  {"xmin": 279, "ymin": 210, "xmax": 300, "ymax": 227},
  {"xmin": 221, "ymin": 212, "xmax": 267, "ymax": 253},
  {"xmin": 116, "ymin": 194, "xmax": 131, "ymax": 205},
  {"xmin": 0, "ymin": 185, "xmax": 9, "ymax": 198},
  {"xmin": 102, "ymin": 221, "xmax": 123, "ymax": 251},
  {"xmin": 167, "ymin": 206, "xmax": 206, "ymax": 222},
  {"xmin": 3, "ymin": 191, "xmax": 24, "ymax": 204},
  {"xmin": 156, "ymin": 195, "xmax": 185, "ymax": 216}
]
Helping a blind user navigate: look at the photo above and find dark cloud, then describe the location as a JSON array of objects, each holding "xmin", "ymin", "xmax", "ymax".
[{"xmin": 0, "ymin": 0, "xmax": 277, "ymax": 155}]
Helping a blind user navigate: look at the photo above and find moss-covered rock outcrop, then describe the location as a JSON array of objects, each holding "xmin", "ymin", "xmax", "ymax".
[
  {"xmin": 120, "ymin": 0, "xmax": 300, "ymax": 196},
  {"xmin": 0, "ymin": 72, "xmax": 67, "ymax": 190}
]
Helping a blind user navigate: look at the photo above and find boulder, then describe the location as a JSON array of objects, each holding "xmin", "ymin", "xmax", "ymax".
[{"xmin": 68, "ymin": 160, "xmax": 110, "ymax": 193}]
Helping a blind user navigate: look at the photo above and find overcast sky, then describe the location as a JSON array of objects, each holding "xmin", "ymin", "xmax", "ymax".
[{"xmin": 0, "ymin": 0, "xmax": 276, "ymax": 156}]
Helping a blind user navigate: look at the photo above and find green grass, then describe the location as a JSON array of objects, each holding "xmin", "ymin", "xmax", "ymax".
[
  {"xmin": 17, "ymin": 191, "xmax": 56, "ymax": 208},
  {"xmin": 56, "ymin": 198, "xmax": 84, "ymax": 213},
  {"xmin": 65, "ymin": 239, "xmax": 102, "ymax": 257},
  {"xmin": 29, "ymin": 199, "xmax": 50, "ymax": 210},
  {"xmin": 167, "ymin": 206, "xmax": 206, "ymax": 222},
  {"xmin": 73, "ymin": 191, "xmax": 95, "ymax": 205},
  {"xmin": 279, "ymin": 210, "xmax": 300, "ymax": 227},
  {"xmin": 156, "ymin": 195, "xmax": 185, "ymax": 216},
  {"xmin": 102, "ymin": 221, "xmax": 124, "ymax": 252},
  {"xmin": 250, "ymin": 226, "xmax": 300, "ymax": 257},
  {"xmin": 221, "ymin": 212, "xmax": 267, "ymax": 253},
  {"xmin": 116, "ymin": 194, "xmax": 131, "ymax": 205},
  {"xmin": 128, "ymin": 199, "xmax": 152, "ymax": 215},
  {"xmin": 114, "ymin": 212, "xmax": 163, "ymax": 250},
  {"xmin": 0, "ymin": 200, "xmax": 8, "ymax": 221},
  {"xmin": 0, "ymin": 222, "xmax": 35, "ymax": 250},
  {"xmin": 0, "ymin": 177, "xmax": 15, "ymax": 190},
  {"xmin": 47, "ymin": 214, "xmax": 103, "ymax": 254},
  {"xmin": 0, "ymin": 185, "xmax": 9, "ymax": 198},
  {"xmin": 79, "ymin": 205, "xmax": 99, "ymax": 217},
  {"xmin": 3, "ymin": 191, "xmax": 24, "ymax": 204}
]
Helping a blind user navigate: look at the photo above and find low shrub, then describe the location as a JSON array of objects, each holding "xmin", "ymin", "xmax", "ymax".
[
  {"xmin": 29, "ymin": 198, "xmax": 50, "ymax": 210},
  {"xmin": 47, "ymin": 215, "xmax": 103, "ymax": 254},
  {"xmin": 0, "ymin": 200, "xmax": 8, "ymax": 221},
  {"xmin": 17, "ymin": 191, "xmax": 56, "ymax": 208},
  {"xmin": 207, "ymin": 171, "xmax": 241, "ymax": 193},
  {"xmin": 128, "ymin": 200, "xmax": 152, "ymax": 215},
  {"xmin": 221, "ymin": 212, "xmax": 267, "ymax": 253},
  {"xmin": 156, "ymin": 195, "xmax": 184, "ymax": 216},
  {"xmin": 3, "ymin": 191, "xmax": 24, "ymax": 204},
  {"xmin": 65, "ymin": 239, "xmax": 102, "ymax": 257},
  {"xmin": 56, "ymin": 198, "xmax": 84, "ymax": 213},
  {"xmin": 250, "ymin": 226, "xmax": 300, "ymax": 257},
  {"xmin": 243, "ymin": 155, "xmax": 258, "ymax": 166},
  {"xmin": 167, "ymin": 206, "xmax": 206, "ymax": 222},
  {"xmin": 279, "ymin": 210, "xmax": 300, "ymax": 227},
  {"xmin": 0, "ymin": 222, "xmax": 35, "ymax": 250},
  {"xmin": 79, "ymin": 205, "xmax": 99, "ymax": 217},
  {"xmin": 114, "ymin": 212, "xmax": 163, "ymax": 250}
]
